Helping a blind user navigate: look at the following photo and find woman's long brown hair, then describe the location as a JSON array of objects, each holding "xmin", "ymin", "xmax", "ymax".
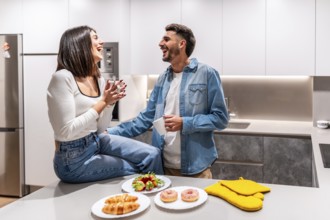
[{"xmin": 56, "ymin": 25, "xmax": 100, "ymax": 78}]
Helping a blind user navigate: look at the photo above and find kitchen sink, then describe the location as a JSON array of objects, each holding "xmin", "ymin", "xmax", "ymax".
[
  {"xmin": 319, "ymin": 144, "xmax": 330, "ymax": 168},
  {"xmin": 227, "ymin": 122, "xmax": 250, "ymax": 129}
]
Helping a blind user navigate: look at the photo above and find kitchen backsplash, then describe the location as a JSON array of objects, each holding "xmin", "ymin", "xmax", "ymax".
[
  {"xmin": 221, "ymin": 76, "xmax": 313, "ymax": 121},
  {"xmin": 120, "ymin": 75, "xmax": 330, "ymax": 123},
  {"xmin": 313, "ymin": 76, "xmax": 330, "ymax": 125}
]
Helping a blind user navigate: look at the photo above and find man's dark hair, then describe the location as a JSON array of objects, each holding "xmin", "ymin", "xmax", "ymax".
[{"xmin": 165, "ymin": 23, "xmax": 196, "ymax": 57}]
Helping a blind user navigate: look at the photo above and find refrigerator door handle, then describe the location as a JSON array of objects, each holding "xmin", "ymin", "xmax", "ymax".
[{"xmin": 0, "ymin": 128, "xmax": 16, "ymax": 132}]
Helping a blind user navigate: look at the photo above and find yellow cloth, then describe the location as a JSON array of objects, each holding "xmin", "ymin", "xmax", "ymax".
[
  {"xmin": 220, "ymin": 177, "xmax": 271, "ymax": 196},
  {"xmin": 204, "ymin": 177, "xmax": 271, "ymax": 212}
]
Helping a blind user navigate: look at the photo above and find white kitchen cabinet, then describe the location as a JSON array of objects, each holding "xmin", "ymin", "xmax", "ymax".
[
  {"xmin": 69, "ymin": 0, "xmax": 121, "ymax": 42},
  {"xmin": 69, "ymin": 0, "xmax": 131, "ymax": 75},
  {"xmin": 130, "ymin": 0, "xmax": 181, "ymax": 75},
  {"xmin": 22, "ymin": 0, "xmax": 68, "ymax": 53},
  {"xmin": 118, "ymin": 0, "xmax": 131, "ymax": 76},
  {"xmin": 181, "ymin": 0, "xmax": 222, "ymax": 74},
  {"xmin": 24, "ymin": 55, "xmax": 58, "ymax": 186},
  {"xmin": 266, "ymin": 0, "xmax": 315, "ymax": 75},
  {"xmin": 222, "ymin": 0, "xmax": 266, "ymax": 75},
  {"xmin": 315, "ymin": 0, "xmax": 330, "ymax": 76},
  {"xmin": 0, "ymin": 0, "xmax": 23, "ymax": 34}
]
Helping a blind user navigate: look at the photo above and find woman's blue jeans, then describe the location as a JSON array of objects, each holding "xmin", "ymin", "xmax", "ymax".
[{"xmin": 53, "ymin": 132, "xmax": 164, "ymax": 183}]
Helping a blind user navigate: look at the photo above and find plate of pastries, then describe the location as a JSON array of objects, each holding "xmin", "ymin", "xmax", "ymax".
[{"xmin": 91, "ymin": 193, "xmax": 150, "ymax": 218}]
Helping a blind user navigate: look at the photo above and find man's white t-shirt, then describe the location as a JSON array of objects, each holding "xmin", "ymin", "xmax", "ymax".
[{"xmin": 163, "ymin": 72, "xmax": 183, "ymax": 169}]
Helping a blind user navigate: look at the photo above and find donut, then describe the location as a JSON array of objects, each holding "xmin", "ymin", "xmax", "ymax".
[
  {"xmin": 181, "ymin": 188, "xmax": 199, "ymax": 202},
  {"xmin": 160, "ymin": 189, "xmax": 178, "ymax": 203}
]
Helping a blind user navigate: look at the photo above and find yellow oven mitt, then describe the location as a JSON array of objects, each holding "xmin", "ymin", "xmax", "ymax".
[
  {"xmin": 220, "ymin": 177, "xmax": 271, "ymax": 196},
  {"xmin": 204, "ymin": 177, "xmax": 271, "ymax": 212}
]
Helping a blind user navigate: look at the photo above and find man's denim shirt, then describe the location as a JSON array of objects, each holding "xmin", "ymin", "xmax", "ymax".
[{"xmin": 108, "ymin": 58, "xmax": 229, "ymax": 175}]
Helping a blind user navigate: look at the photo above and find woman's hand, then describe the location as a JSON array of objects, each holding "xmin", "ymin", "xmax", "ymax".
[
  {"xmin": 94, "ymin": 79, "xmax": 127, "ymax": 114},
  {"xmin": 103, "ymin": 79, "xmax": 127, "ymax": 106}
]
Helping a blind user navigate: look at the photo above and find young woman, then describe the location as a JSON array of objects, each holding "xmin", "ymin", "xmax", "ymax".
[{"xmin": 47, "ymin": 26, "xmax": 163, "ymax": 183}]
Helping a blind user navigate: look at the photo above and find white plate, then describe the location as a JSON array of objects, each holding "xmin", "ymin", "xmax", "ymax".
[
  {"xmin": 154, "ymin": 186, "xmax": 208, "ymax": 210},
  {"xmin": 91, "ymin": 193, "xmax": 150, "ymax": 219},
  {"xmin": 121, "ymin": 175, "xmax": 171, "ymax": 194}
]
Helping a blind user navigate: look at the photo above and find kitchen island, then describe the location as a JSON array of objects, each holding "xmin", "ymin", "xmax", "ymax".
[
  {"xmin": 0, "ymin": 173, "xmax": 329, "ymax": 220},
  {"xmin": 1, "ymin": 124, "xmax": 330, "ymax": 220}
]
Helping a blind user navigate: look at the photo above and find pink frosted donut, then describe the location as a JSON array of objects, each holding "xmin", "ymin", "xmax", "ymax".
[
  {"xmin": 160, "ymin": 189, "xmax": 178, "ymax": 203},
  {"xmin": 181, "ymin": 188, "xmax": 199, "ymax": 202}
]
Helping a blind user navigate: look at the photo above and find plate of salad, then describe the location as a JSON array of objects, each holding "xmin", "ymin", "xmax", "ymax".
[{"xmin": 122, "ymin": 173, "xmax": 171, "ymax": 194}]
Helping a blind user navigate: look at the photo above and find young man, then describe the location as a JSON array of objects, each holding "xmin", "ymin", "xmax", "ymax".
[{"xmin": 108, "ymin": 23, "xmax": 228, "ymax": 178}]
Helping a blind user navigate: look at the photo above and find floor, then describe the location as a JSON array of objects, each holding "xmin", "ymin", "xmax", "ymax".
[
  {"xmin": 0, "ymin": 185, "xmax": 42, "ymax": 208},
  {"xmin": 0, "ymin": 197, "xmax": 17, "ymax": 208}
]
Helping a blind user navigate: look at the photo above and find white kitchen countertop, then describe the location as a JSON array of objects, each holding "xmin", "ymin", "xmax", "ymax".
[
  {"xmin": 1, "ymin": 119, "xmax": 330, "ymax": 220},
  {"xmin": 222, "ymin": 119, "xmax": 313, "ymax": 136}
]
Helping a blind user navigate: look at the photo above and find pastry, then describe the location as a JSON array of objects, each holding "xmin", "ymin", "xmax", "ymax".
[
  {"xmin": 181, "ymin": 188, "xmax": 199, "ymax": 202},
  {"xmin": 160, "ymin": 189, "xmax": 178, "ymax": 203},
  {"xmin": 105, "ymin": 193, "xmax": 138, "ymax": 204},
  {"xmin": 102, "ymin": 202, "xmax": 140, "ymax": 215}
]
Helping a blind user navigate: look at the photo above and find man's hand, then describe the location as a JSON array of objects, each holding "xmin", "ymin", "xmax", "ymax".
[{"xmin": 164, "ymin": 115, "xmax": 182, "ymax": 132}]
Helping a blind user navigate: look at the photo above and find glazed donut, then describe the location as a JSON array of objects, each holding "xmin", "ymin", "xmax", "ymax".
[
  {"xmin": 160, "ymin": 189, "xmax": 178, "ymax": 203},
  {"xmin": 181, "ymin": 188, "xmax": 199, "ymax": 202}
]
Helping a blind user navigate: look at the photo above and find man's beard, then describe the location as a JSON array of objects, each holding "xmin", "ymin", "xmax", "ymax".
[{"xmin": 162, "ymin": 47, "xmax": 180, "ymax": 62}]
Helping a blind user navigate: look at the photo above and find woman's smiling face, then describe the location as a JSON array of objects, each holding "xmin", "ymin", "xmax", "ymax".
[{"xmin": 90, "ymin": 31, "xmax": 103, "ymax": 63}]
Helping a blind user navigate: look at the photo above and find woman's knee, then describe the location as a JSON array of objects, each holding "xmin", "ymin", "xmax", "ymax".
[
  {"xmin": 147, "ymin": 145, "xmax": 161, "ymax": 158},
  {"xmin": 99, "ymin": 133, "xmax": 111, "ymax": 143}
]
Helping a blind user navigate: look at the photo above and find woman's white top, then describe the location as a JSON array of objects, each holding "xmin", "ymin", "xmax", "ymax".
[{"xmin": 47, "ymin": 69, "xmax": 114, "ymax": 142}]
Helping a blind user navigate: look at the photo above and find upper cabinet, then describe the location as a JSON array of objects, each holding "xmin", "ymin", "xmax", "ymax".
[
  {"xmin": 130, "ymin": 0, "xmax": 181, "ymax": 75},
  {"xmin": 316, "ymin": 0, "xmax": 330, "ymax": 76},
  {"xmin": 22, "ymin": 0, "xmax": 69, "ymax": 53},
  {"xmin": 0, "ymin": 0, "xmax": 325, "ymax": 76},
  {"xmin": 69, "ymin": 0, "xmax": 129, "ymax": 74},
  {"xmin": 221, "ymin": 0, "xmax": 315, "ymax": 76},
  {"xmin": 69, "ymin": 0, "xmax": 122, "ymax": 42},
  {"xmin": 181, "ymin": 0, "xmax": 222, "ymax": 74},
  {"xmin": 222, "ymin": 0, "xmax": 265, "ymax": 75},
  {"xmin": 266, "ymin": 0, "xmax": 315, "ymax": 75},
  {"xmin": 0, "ymin": 0, "xmax": 23, "ymax": 34},
  {"xmin": 128, "ymin": 0, "xmax": 316, "ymax": 76}
]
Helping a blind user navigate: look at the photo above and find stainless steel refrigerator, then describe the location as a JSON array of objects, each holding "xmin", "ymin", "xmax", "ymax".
[{"xmin": 0, "ymin": 34, "xmax": 26, "ymax": 197}]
